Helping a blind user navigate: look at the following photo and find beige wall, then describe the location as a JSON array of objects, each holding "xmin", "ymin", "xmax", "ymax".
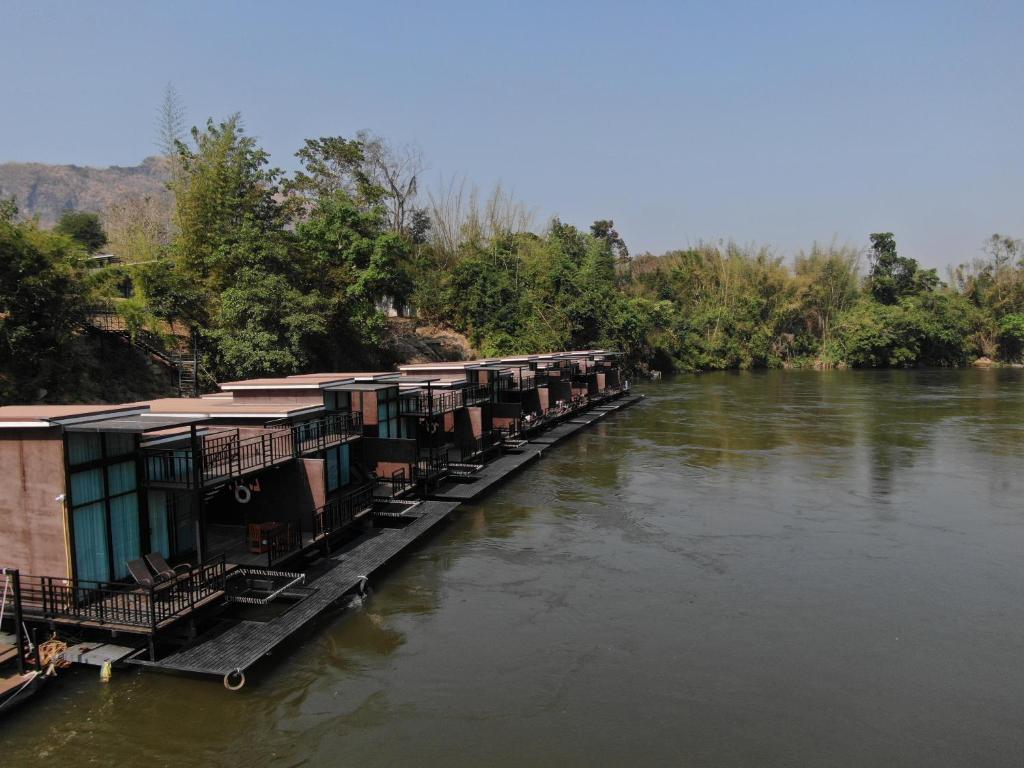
[{"xmin": 0, "ymin": 428, "xmax": 70, "ymax": 578}]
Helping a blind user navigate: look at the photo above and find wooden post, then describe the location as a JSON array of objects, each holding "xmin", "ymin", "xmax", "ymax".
[{"xmin": 11, "ymin": 570, "xmax": 25, "ymax": 675}]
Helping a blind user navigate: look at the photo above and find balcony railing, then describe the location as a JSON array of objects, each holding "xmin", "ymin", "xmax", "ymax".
[
  {"xmin": 269, "ymin": 411, "xmax": 363, "ymax": 455},
  {"xmin": 414, "ymin": 452, "xmax": 450, "ymax": 484},
  {"xmin": 401, "ymin": 384, "xmax": 489, "ymax": 415},
  {"xmin": 143, "ymin": 412, "xmax": 363, "ymax": 489},
  {"xmin": 313, "ymin": 483, "xmax": 375, "ymax": 539},
  {"xmin": 17, "ymin": 556, "xmax": 227, "ymax": 633},
  {"xmin": 459, "ymin": 431, "xmax": 502, "ymax": 463}
]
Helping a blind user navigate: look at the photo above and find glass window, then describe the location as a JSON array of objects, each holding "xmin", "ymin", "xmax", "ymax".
[
  {"xmin": 147, "ymin": 491, "xmax": 170, "ymax": 557},
  {"xmin": 326, "ymin": 447, "xmax": 339, "ymax": 492},
  {"xmin": 73, "ymin": 502, "xmax": 109, "ymax": 583},
  {"xmin": 70, "ymin": 469, "xmax": 104, "ymax": 505},
  {"xmin": 109, "ymin": 494, "xmax": 141, "ymax": 579},
  {"xmin": 339, "ymin": 444, "xmax": 350, "ymax": 487},
  {"xmin": 106, "ymin": 461, "xmax": 136, "ymax": 495},
  {"xmin": 67, "ymin": 433, "xmax": 102, "ymax": 465}
]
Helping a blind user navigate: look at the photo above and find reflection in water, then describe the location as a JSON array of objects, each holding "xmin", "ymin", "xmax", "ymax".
[{"xmin": 4, "ymin": 369, "xmax": 1024, "ymax": 768}]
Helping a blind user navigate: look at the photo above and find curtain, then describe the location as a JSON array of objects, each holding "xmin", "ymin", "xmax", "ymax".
[
  {"xmin": 67, "ymin": 433, "xmax": 102, "ymax": 465},
  {"xmin": 340, "ymin": 444, "xmax": 350, "ymax": 487},
  {"xmin": 326, "ymin": 448, "xmax": 339, "ymax": 492},
  {"xmin": 147, "ymin": 491, "xmax": 170, "ymax": 558},
  {"xmin": 106, "ymin": 461, "xmax": 136, "ymax": 494},
  {"xmin": 174, "ymin": 496, "xmax": 196, "ymax": 554},
  {"xmin": 109, "ymin": 494, "xmax": 141, "ymax": 579},
  {"xmin": 73, "ymin": 502, "xmax": 109, "ymax": 583},
  {"xmin": 70, "ymin": 468, "xmax": 104, "ymax": 505}
]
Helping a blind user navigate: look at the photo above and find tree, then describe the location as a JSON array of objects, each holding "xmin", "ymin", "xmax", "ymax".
[
  {"xmin": 0, "ymin": 218, "xmax": 87, "ymax": 399},
  {"xmin": 103, "ymin": 195, "xmax": 172, "ymax": 263},
  {"xmin": 866, "ymin": 232, "xmax": 938, "ymax": 304},
  {"xmin": 171, "ymin": 114, "xmax": 287, "ymax": 295},
  {"xmin": 55, "ymin": 211, "xmax": 107, "ymax": 253},
  {"xmin": 156, "ymin": 83, "xmax": 186, "ymax": 157},
  {"xmin": 590, "ymin": 219, "xmax": 629, "ymax": 261}
]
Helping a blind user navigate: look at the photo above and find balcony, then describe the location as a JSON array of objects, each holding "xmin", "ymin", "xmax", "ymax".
[
  {"xmin": 400, "ymin": 385, "xmax": 490, "ymax": 416},
  {"xmin": 143, "ymin": 412, "xmax": 362, "ymax": 490},
  {"xmin": 17, "ymin": 557, "xmax": 228, "ymax": 634},
  {"xmin": 313, "ymin": 483, "xmax": 375, "ymax": 539}
]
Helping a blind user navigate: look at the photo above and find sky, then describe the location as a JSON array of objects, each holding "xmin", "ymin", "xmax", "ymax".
[{"xmin": 0, "ymin": 0, "xmax": 1021, "ymax": 268}]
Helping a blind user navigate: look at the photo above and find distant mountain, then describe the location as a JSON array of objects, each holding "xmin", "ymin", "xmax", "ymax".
[{"xmin": 0, "ymin": 156, "xmax": 171, "ymax": 225}]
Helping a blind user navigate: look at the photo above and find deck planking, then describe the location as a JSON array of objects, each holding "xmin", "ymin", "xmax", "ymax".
[
  {"xmin": 128, "ymin": 394, "xmax": 644, "ymax": 681},
  {"xmin": 130, "ymin": 501, "xmax": 459, "ymax": 677},
  {"xmin": 428, "ymin": 448, "xmax": 542, "ymax": 501}
]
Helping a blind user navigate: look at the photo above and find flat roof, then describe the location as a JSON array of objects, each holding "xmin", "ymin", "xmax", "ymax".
[
  {"xmin": 219, "ymin": 375, "xmax": 353, "ymax": 390},
  {"xmin": 325, "ymin": 382, "xmax": 400, "ymax": 393},
  {"xmin": 141, "ymin": 398, "xmax": 324, "ymax": 419},
  {"xmin": 0, "ymin": 404, "xmax": 147, "ymax": 429},
  {"xmin": 64, "ymin": 414, "xmax": 206, "ymax": 434},
  {"xmin": 287, "ymin": 372, "xmax": 397, "ymax": 381}
]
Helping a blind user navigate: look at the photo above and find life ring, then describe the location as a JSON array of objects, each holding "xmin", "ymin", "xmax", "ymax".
[
  {"xmin": 426, "ymin": 420, "xmax": 439, "ymax": 435},
  {"xmin": 224, "ymin": 668, "xmax": 246, "ymax": 690},
  {"xmin": 234, "ymin": 484, "xmax": 252, "ymax": 504}
]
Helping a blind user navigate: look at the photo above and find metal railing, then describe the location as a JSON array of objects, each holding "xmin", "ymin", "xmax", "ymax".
[
  {"xmin": 269, "ymin": 411, "xmax": 363, "ymax": 455},
  {"xmin": 400, "ymin": 385, "xmax": 491, "ymax": 415},
  {"xmin": 17, "ymin": 556, "xmax": 228, "ymax": 633},
  {"xmin": 374, "ymin": 467, "xmax": 411, "ymax": 497},
  {"xmin": 459, "ymin": 431, "xmax": 501, "ymax": 463},
  {"xmin": 313, "ymin": 483, "xmax": 375, "ymax": 539},
  {"xmin": 264, "ymin": 524, "xmax": 298, "ymax": 566},
  {"xmin": 414, "ymin": 452, "xmax": 450, "ymax": 483},
  {"xmin": 143, "ymin": 412, "xmax": 363, "ymax": 489}
]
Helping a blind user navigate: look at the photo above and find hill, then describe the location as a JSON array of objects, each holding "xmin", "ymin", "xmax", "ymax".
[{"xmin": 0, "ymin": 156, "xmax": 170, "ymax": 225}]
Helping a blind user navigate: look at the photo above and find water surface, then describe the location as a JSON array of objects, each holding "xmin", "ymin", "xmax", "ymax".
[{"xmin": 4, "ymin": 369, "xmax": 1024, "ymax": 766}]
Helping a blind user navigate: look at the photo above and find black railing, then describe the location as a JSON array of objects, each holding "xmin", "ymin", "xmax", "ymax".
[
  {"xmin": 460, "ymin": 431, "xmax": 501, "ymax": 463},
  {"xmin": 143, "ymin": 412, "xmax": 363, "ymax": 489},
  {"xmin": 463, "ymin": 384, "xmax": 490, "ymax": 406},
  {"xmin": 401, "ymin": 389, "xmax": 462, "ymax": 415},
  {"xmin": 17, "ymin": 556, "xmax": 227, "ymax": 633},
  {"xmin": 374, "ymin": 467, "xmax": 410, "ymax": 497},
  {"xmin": 414, "ymin": 452, "xmax": 450, "ymax": 482},
  {"xmin": 313, "ymin": 483, "xmax": 375, "ymax": 539},
  {"xmin": 270, "ymin": 411, "xmax": 363, "ymax": 455},
  {"xmin": 494, "ymin": 421, "xmax": 524, "ymax": 443},
  {"xmin": 401, "ymin": 385, "xmax": 491, "ymax": 416},
  {"xmin": 264, "ymin": 524, "xmax": 298, "ymax": 566}
]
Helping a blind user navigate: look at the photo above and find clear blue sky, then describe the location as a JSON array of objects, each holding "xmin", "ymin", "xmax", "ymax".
[{"xmin": 1, "ymin": 0, "xmax": 1021, "ymax": 267}]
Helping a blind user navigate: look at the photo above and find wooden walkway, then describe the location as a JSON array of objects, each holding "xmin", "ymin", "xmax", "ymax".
[
  {"xmin": 128, "ymin": 393, "xmax": 644, "ymax": 682},
  {"xmin": 428, "ymin": 448, "xmax": 542, "ymax": 502},
  {"xmin": 130, "ymin": 501, "xmax": 459, "ymax": 678}
]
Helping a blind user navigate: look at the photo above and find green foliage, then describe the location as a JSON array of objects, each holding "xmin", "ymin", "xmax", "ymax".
[
  {"xmin": 867, "ymin": 232, "xmax": 939, "ymax": 304},
  {"xmin": 0, "ymin": 219, "xmax": 87, "ymax": 400},
  {"xmin": 833, "ymin": 294, "xmax": 974, "ymax": 368},
  {"xmin": 55, "ymin": 210, "xmax": 107, "ymax": 253},
  {"xmin": 997, "ymin": 314, "xmax": 1024, "ymax": 360}
]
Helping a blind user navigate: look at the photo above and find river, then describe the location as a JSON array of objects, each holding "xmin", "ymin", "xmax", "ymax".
[{"xmin": 4, "ymin": 369, "xmax": 1024, "ymax": 766}]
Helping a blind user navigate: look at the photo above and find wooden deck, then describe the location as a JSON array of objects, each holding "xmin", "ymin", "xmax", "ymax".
[
  {"xmin": 130, "ymin": 501, "xmax": 459, "ymax": 677},
  {"xmin": 126, "ymin": 393, "xmax": 645, "ymax": 681},
  {"xmin": 428, "ymin": 448, "xmax": 543, "ymax": 502}
]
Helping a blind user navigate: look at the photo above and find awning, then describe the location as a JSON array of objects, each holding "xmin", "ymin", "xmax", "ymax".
[{"xmin": 62, "ymin": 414, "xmax": 207, "ymax": 433}]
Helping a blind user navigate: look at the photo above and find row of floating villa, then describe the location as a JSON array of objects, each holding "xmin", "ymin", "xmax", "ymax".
[{"xmin": 0, "ymin": 349, "xmax": 641, "ymax": 691}]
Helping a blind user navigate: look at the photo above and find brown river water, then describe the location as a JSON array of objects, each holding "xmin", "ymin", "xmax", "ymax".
[{"xmin": 3, "ymin": 369, "xmax": 1024, "ymax": 767}]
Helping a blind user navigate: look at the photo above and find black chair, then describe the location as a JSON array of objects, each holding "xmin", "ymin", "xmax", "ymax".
[{"xmin": 145, "ymin": 552, "xmax": 191, "ymax": 581}]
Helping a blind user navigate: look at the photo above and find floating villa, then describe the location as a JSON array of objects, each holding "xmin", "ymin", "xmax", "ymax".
[{"xmin": 0, "ymin": 350, "xmax": 639, "ymax": 688}]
